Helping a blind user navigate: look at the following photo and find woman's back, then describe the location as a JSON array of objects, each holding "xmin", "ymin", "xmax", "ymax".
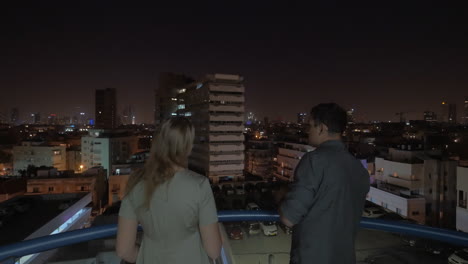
[{"xmin": 119, "ymin": 169, "xmax": 218, "ymax": 263}]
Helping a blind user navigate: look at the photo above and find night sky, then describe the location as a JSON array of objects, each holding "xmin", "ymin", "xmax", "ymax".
[{"xmin": 1, "ymin": 2, "xmax": 468, "ymax": 123}]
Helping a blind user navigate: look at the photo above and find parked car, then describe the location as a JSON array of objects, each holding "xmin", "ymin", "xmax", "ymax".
[
  {"xmin": 223, "ymin": 184, "xmax": 235, "ymax": 196},
  {"xmin": 246, "ymin": 222, "xmax": 261, "ymax": 236},
  {"xmin": 226, "ymin": 223, "xmax": 244, "ymax": 240},
  {"xmin": 0, "ymin": 207, "xmax": 14, "ymax": 217},
  {"xmin": 10, "ymin": 201, "xmax": 30, "ymax": 213},
  {"xmin": 246, "ymin": 202, "xmax": 260, "ymax": 211},
  {"xmin": 362, "ymin": 207, "xmax": 386, "ymax": 218},
  {"xmin": 260, "ymin": 221, "xmax": 278, "ymax": 236},
  {"xmin": 448, "ymin": 248, "xmax": 468, "ymax": 264},
  {"xmin": 235, "ymin": 185, "xmax": 245, "ymax": 195}
]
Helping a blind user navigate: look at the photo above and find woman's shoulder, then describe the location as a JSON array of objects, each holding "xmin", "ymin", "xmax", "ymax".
[{"xmin": 177, "ymin": 169, "xmax": 210, "ymax": 186}]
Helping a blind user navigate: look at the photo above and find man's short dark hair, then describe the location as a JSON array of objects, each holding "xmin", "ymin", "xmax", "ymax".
[{"xmin": 310, "ymin": 103, "xmax": 347, "ymax": 134}]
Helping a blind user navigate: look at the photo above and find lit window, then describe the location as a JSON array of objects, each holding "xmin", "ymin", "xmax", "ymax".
[
  {"xmin": 185, "ymin": 112, "xmax": 192, "ymax": 117},
  {"xmin": 178, "ymin": 104, "xmax": 185, "ymax": 110},
  {"xmin": 171, "ymin": 113, "xmax": 177, "ymax": 116}
]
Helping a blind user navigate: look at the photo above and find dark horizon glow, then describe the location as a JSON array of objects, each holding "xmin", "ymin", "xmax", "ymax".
[{"xmin": 1, "ymin": 3, "xmax": 468, "ymax": 123}]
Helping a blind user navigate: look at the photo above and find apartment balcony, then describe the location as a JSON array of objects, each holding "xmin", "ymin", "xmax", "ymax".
[
  {"xmin": 209, "ymin": 124, "xmax": 244, "ymax": 132},
  {"xmin": 2, "ymin": 211, "xmax": 468, "ymax": 264},
  {"xmin": 209, "ymin": 104, "xmax": 245, "ymax": 113},
  {"xmin": 209, "ymin": 144, "xmax": 244, "ymax": 152},
  {"xmin": 209, "ymin": 114, "xmax": 244, "ymax": 122},
  {"xmin": 209, "ymin": 94, "xmax": 244, "ymax": 103},
  {"xmin": 210, "ymin": 153, "xmax": 245, "ymax": 162},
  {"xmin": 375, "ymin": 173, "xmax": 422, "ymax": 190},
  {"xmin": 208, "ymin": 83, "xmax": 245, "ymax": 93},
  {"xmin": 210, "ymin": 134, "xmax": 245, "ymax": 142}
]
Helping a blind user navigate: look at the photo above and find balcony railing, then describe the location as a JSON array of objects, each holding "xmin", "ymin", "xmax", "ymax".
[{"xmin": 1, "ymin": 211, "xmax": 468, "ymax": 264}]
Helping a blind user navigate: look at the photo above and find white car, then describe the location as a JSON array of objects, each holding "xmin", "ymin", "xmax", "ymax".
[
  {"xmin": 362, "ymin": 207, "xmax": 386, "ymax": 218},
  {"xmin": 260, "ymin": 221, "xmax": 278, "ymax": 236},
  {"xmin": 246, "ymin": 203, "xmax": 260, "ymax": 211},
  {"xmin": 448, "ymin": 248, "xmax": 468, "ymax": 264},
  {"xmin": 235, "ymin": 185, "xmax": 245, "ymax": 195}
]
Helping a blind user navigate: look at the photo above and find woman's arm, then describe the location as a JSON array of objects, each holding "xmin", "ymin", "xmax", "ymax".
[
  {"xmin": 199, "ymin": 222, "xmax": 222, "ymax": 260},
  {"xmin": 116, "ymin": 216, "xmax": 139, "ymax": 263}
]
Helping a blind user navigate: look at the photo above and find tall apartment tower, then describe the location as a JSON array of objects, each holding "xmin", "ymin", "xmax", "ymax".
[
  {"xmin": 179, "ymin": 74, "xmax": 245, "ymax": 183},
  {"xmin": 95, "ymin": 88, "xmax": 117, "ymax": 129},
  {"xmin": 463, "ymin": 97, "xmax": 468, "ymax": 125},
  {"xmin": 154, "ymin": 73, "xmax": 194, "ymax": 126}
]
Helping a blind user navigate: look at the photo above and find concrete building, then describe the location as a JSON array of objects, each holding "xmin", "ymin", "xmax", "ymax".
[
  {"xmin": 81, "ymin": 129, "xmax": 139, "ymax": 178},
  {"xmin": 423, "ymin": 111, "xmax": 437, "ymax": 122},
  {"xmin": 26, "ymin": 168, "xmax": 107, "ymax": 209},
  {"xmin": 178, "ymin": 74, "xmax": 245, "ymax": 183},
  {"xmin": 273, "ymin": 142, "xmax": 314, "ymax": 182},
  {"xmin": 372, "ymin": 147, "xmax": 457, "ymax": 228},
  {"xmin": 0, "ymin": 193, "xmax": 92, "ymax": 264},
  {"xmin": 13, "ymin": 141, "xmax": 67, "ymax": 176},
  {"xmin": 456, "ymin": 166, "xmax": 468, "ymax": 232},
  {"xmin": 66, "ymin": 146, "xmax": 81, "ymax": 172},
  {"xmin": 154, "ymin": 72, "xmax": 194, "ymax": 126},
  {"xmin": 95, "ymin": 88, "xmax": 117, "ymax": 129},
  {"xmin": 245, "ymin": 140, "xmax": 274, "ymax": 179}
]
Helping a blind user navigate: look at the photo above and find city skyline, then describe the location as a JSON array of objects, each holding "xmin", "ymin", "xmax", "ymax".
[{"xmin": 1, "ymin": 3, "xmax": 468, "ymax": 123}]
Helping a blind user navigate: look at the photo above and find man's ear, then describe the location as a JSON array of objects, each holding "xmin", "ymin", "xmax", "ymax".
[{"xmin": 320, "ymin": 123, "xmax": 329, "ymax": 135}]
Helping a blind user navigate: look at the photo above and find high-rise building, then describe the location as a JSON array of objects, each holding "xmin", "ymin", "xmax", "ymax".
[
  {"xmin": 10, "ymin": 108, "xmax": 19, "ymax": 125},
  {"xmin": 154, "ymin": 73, "xmax": 194, "ymax": 126},
  {"xmin": 47, "ymin": 114, "xmax": 57, "ymax": 125},
  {"xmin": 81, "ymin": 129, "xmax": 139, "ymax": 178},
  {"xmin": 179, "ymin": 73, "xmax": 245, "ymax": 183},
  {"xmin": 347, "ymin": 108, "xmax": 355, "ymax": 124},
  {"xmin": 440, "ymin": 102, "xmax": 449, "ymax": 122},
  {"xmin": 31, "ymin": 113, "xmax": 41, "ymax": 124},
  {"xmin": 121, "ymin": 105, "xmax": 135, "ymax": 125},
  {"xmin": 423, "ymin": 111, "xmax": 437, "ymax": 122},
  {"xmin": 297, "ymin": 112, "xmax": 307, "ymax": 124},
  {"xmin": 449, "ymin": 103, "xmax": 457, "ymax": 123},
  {"xmin": 463, "ymin": 97, "xmax": 468, "ymax": 125},
  {"xmin": 95, "ymin": 88, "xmax": 117, "ymax": 129},
  {"xmin": 440, "ymin": 102, "xmax": 457, "ymax": 123}
]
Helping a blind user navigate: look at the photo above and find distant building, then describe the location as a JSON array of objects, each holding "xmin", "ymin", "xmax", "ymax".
[
  {"xmin": 273, "ymin": 142, "xmax": 314, "ymax": 182},
  {"xmin": 30, "ymin": 113, "xmax": 41, "ymax": 124},
  {"xmin": 347, "ymin": 108, "xmax": 355, "ymax": 124},
  {"xmin": 154, "ymin": 73, "xmax": 194, "ymax": 126},
  {"xmin": 440, "ymin": 102, "xmax": 457, "ymax": 123},
  {"xmin": 95, "ymin": 88, "xmax": 117, "ymax": 129},
  {"xmin": 245, "ymin": 140, "xmax": 274, "ymax": 179},
  {"xmin": 297, "ymin": 112, "xmax": 307, "ymax": 124},
  {"xmin": 81, "ymin": 129, "xmax": 139, "ymax": 178},
  {"xmin": 456, "ymin": 166, "xmax": 468, "ymax": 232},
  {"xmin": 10, "ymin": 107, "xmax": 19, "ymax": 125},
  {"xmin": 371, "ymin": 147, "xmax": 457, "ymax": 228},
  {"xmin": 178, "ymin": 73, "xmax": 245, "ymax": 183},
  {"xmin": 26, "ymin": 168, "xmax": 107, "ymax": 209},
  {"xmin": 463, "ymin": 97, "xmax": 468, "ymax": 125},
  {"xmin": 13, "ymin": 141, "xmax": 67, "ymax": 176},
  {"xmin": 423, "ymin": 111, "xmax": 437, "ymax": 122}
]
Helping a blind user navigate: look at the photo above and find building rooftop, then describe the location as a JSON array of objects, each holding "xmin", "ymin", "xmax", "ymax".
[{"xmin": 0, "ymin": 193, "xmax": 87, "ymax": 246}]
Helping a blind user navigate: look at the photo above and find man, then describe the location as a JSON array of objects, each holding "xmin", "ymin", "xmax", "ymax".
[{"xmin": 280, "ymin": 103, "xmax": 370, "ymax": 264}]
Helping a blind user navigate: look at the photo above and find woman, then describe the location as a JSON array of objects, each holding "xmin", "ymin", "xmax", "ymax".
[{"xmin": 116, "ymin": 117, "xmax": 222, "ymax": 263}]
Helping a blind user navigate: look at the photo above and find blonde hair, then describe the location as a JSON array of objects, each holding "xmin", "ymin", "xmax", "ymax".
[{"xmin": 125, "ymin": 117, "xmax": 195, "ymax": 208}]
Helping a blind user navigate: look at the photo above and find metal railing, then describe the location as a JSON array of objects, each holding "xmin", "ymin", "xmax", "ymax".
[{"xmin": 1, "ymin": 210, "xmax": 468, "ymax": 263}]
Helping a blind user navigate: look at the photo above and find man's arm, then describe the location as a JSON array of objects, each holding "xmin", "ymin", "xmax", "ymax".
[{"xmin": 279, "ymin": 152, "xmax": 322, "ymax": 227}]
